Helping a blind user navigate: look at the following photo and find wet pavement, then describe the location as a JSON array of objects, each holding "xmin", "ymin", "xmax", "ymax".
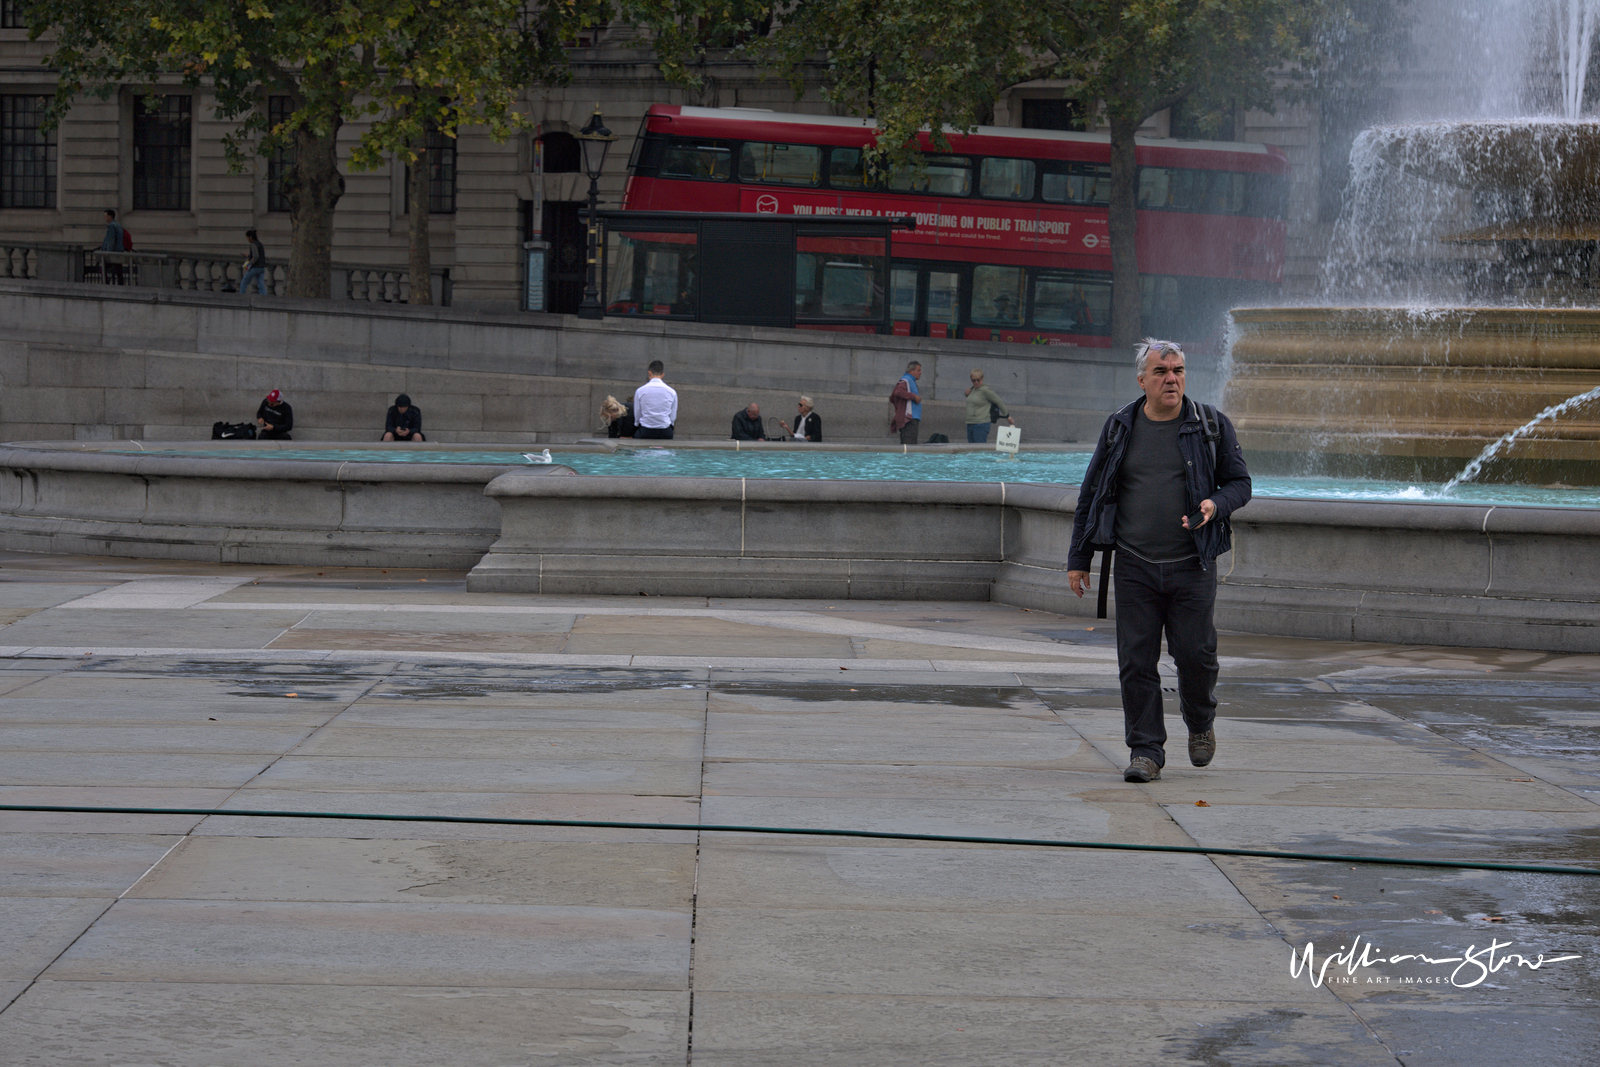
[{"xmin": 0, "ymin": 550, "xmax": 1595, "ymax": 1066}]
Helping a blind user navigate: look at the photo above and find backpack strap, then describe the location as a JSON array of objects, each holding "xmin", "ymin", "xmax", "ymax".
[{"xmin": 1096, "ymin": 548, "xmax": 1112, "ymax": 619}]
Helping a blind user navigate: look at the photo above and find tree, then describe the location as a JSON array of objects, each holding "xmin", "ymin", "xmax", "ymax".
[
  {"xmin": 27, "ymin": 0, "xmax": 728, "ymax": 299},
  {"xmin": 760, "ymin": 0, "xmax": 1325, "ymax": 349}
]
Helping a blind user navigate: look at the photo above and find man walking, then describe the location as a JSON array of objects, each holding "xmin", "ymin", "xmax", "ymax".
[
  {"xmin": 240, "ymin": 229, "xmax": 270, "ymax": 296},
  {"xmin": 633, "ymin": 361, "xmax": 678, "ymax": 440},
  {"xmin": 890, "ymin": 360, "xmax": 923, "ymax": 444},
  {"xmin": 99, "ymin": 209, "xmax": 126, "ymax": 284},
  {"xmin": 1066, "ymin": 339, "xmax": 1252, "ymax": 783}
]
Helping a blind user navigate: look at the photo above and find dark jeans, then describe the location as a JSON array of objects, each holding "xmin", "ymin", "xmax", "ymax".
[
  {"xmin": 1113, "ymin": 550, "xmax": 1218, "ymax": 767},
  {"xmin": 635, "ymin": 426, "xmax": 674, "ymax": 440},
  {"xmin": 898, "ymin": 418, "xmax": 919, "ymax": 445},
  {"xmin": 966, "ymin": 423, "xmax": 990, "ymax": 443}
]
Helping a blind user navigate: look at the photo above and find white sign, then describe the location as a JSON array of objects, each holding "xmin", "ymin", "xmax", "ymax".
[{"xmin": 995, "ymin": 425, "xmax": 1021, "ymax": 454}]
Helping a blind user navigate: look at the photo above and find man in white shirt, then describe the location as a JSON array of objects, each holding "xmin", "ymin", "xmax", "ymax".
[{"xmin": 632, "ymin": 360, "xmax": 678, "ymax": 439}]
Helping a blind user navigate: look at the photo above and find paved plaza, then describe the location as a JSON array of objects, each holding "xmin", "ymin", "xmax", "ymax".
[{"xmin": 0, "ymin": 550, "xmax": 1596, "ymax": 1066}]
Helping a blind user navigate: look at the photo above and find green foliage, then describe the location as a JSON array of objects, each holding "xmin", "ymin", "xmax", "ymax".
[
  {"xmin": 25, "ymin": 0, "xmax": 751, "ymax": 171},
  {"xmin": 756, "ymin": 0, "xmax": 1325, "ymax": 168}
]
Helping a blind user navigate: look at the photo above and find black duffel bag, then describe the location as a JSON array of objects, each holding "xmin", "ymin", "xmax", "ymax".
[{"xmin": 211, "ymin": 421, "xmax": 257, "ymax": 439}]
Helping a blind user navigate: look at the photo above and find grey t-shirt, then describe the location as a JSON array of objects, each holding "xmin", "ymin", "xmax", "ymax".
[{"xmin": 1113, "ymin": 407, "xmax": 1196, "ymax": 562}]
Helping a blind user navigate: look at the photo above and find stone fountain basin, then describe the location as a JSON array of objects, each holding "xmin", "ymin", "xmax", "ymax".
[
  {"xmin": 1369, "ymin": 120, "xmax": 1600, "ymax": 213},
  {"xmin": 1227, "ymin": 306, "xmax": 1600, "ymax": 483},
  {"xmin": 2, "ymin": 441, "xmax": 1597, "ymax": 652}
]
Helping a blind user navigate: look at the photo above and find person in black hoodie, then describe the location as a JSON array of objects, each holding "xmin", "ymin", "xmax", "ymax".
[
  {"xmin": 255, "ymin": 389, "xmax": 293, "ymax": 440},
  {"xmin": 382, "ymin": 394, "xmax": 425, "ymax": 441}
]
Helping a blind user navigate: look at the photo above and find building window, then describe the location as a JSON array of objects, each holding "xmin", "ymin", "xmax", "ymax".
[
  {"xmin": 133, "ymin": 95, "xmax": 191, "ymax": 210},
  {"xmin": 1, "ymin": 95, "xmax": 55, "ymax": 208},
  {"xmin": 0, "ymin": 1, "xmax": 28, "ymax": 29},
  {"xmin": 1020, "ymin": 98, "xmax": 1087, "ymax": 132},
  {"xmin": 404, "ymin": 126, "xmax": 456, "ymax": 214},
  {"xmin": 538, "ymin": 132, "xmax": 580, "ymax": 173},
  {"xmin": 266, "ymin": 95, "xmax": 294, "ymax": 213}
]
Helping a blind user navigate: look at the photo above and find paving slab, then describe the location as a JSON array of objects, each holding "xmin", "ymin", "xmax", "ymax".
[
  {"xmin": 198, "ymin": 789, "xmax": 703, "ymax": 842},
  {"xmin": 690, "ymin": 906, "xmax": 1323, "ymax": 1000},
  {"xmin": 294, "ymin": 725, "xmax": 704, "ymax": 760},
  {"xmin": 0, "ymin": 897, "xmax": 113, "ymax": 980},
  {"xmin": 694, "ymin": 845, "xmax": 1249, "ymax": 913},
  {"xmin": 0, "ymin": 982, "xmax": 689, "ymax": 1067},
  {"xmin": 0, "ymin": 833, "xmax": 181, "ymax": 896},
  {"xmin": 253, "ymin": 755, "xmax": 704, "ymax": 795},
  {"xmin": 689, "ymin": 993, "xmax": 1401, "ymax": 1067},
  {"xmin": 0, "ymin": 753, "xmax": 278, "ymax": 789},
  {"xmin": 128, "ymin": 837, "xmax": 697, "ymax": 908},
  {"xmin": 46, "ymin": 898, "xmax": 692, "ymax": 988}
]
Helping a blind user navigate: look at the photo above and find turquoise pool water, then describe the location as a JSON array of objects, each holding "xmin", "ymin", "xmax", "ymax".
[{"xmin": 113, "ymin": 447, "xmax": 1600, "ymax": 508}]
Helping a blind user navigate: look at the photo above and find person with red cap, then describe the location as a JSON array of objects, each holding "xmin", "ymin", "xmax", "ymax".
[{"xmin": 255, "ymin": 389, "xmax": 293, "ymax": 440}]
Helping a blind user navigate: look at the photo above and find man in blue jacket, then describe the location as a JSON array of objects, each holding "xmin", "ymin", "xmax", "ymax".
[{"xmin": 1066, "ymin": 339, "xmax": 1252, "ymax": 783}]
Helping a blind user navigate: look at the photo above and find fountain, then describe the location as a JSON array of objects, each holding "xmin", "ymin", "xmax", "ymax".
[{"xmin": 1226, "ymin": 0, "xmax": 1600, "ymax": 484}]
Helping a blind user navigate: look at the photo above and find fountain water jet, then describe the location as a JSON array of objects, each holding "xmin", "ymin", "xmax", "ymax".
[{"xmin": 1227, "ymin": 0, "xmax": 1600, "ymax": 485}]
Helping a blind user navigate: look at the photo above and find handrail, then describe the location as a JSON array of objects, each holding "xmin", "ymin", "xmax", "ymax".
[{"xmin": 0, "ymin": 241, "xmax": 450, "ymax": 305}]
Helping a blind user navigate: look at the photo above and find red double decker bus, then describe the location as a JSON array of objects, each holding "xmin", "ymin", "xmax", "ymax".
[{"xmin": 618, "ymin": 105, "xmax": 1288, "ymax": 348}]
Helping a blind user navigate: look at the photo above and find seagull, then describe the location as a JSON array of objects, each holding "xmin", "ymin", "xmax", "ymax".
[{"xmin": 523, "ymin": 449, "xmax": 553, "ymax": 464}]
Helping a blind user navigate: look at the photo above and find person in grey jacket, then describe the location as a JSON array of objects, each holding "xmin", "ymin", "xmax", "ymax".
[
  {"xmin": 963, "ymin": 369, "xmax": 1015, "ymax": 443},
  {"xmin": 1066, "ymin": 339, "xmax": 1252, "ymax": 784}
]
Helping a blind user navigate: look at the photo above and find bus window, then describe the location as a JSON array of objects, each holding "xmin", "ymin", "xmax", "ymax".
[
  {"xmin": 887, "ymin": 155, "xmax": 972, "ymax": 196},
  {"xmin": 661, "ymin": 139, "xmax": 732, "ymax": 181},
  {"xmin": 1041, "ymin": 163, "xmax": 1109, "ymax": 205},
  {"xmin": 979, "ymin": 158, "xmax": 1035, "ymax": 200},
  {"xmin": 971, "ymin": 265, "xmax": 1025, "ymax": 326},
  {"xmin": 739, "ymin": 142, "xmax": 822, "ymax": 186},
  {"xmin": 827, "ymin": 147, "xmax": 870, "ymax": 188},
  {"xmin": 1140, "ymin": 167, "xmax": 1258, "ymax": 215},
  {"xmin": 1034, "ymin": 271, "xmax": 1111, "ymax": 334}
]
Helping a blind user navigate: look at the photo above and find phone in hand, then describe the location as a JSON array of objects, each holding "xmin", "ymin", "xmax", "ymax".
[{"xmin": 1185, "ymin": 509, "xmax": 1207, "ymax": 530}]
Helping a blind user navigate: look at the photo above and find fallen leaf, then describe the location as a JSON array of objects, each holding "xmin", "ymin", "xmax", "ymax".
[
  {"xmin": 1511, "ymin": 778, "xmax": 1533, "ymax": 782},
  {"xmin": 1195, "ymin": 800, "xmax": 1210, "ymax": 807},
  {"xmin": 208, "ymin": 717, "xmax": 217, "ymax": 721},
  {"xmin": 285, "ymin": 692, "xmax": 298, "ymax": 697},
  {"xmin": 1331, "ymin": 895, "xmax": 1341, "ymax": 899}
]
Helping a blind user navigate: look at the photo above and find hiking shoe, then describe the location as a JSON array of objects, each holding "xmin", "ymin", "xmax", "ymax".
[
  {"xmin": 1189, "ymin": 729, "xmax": 1216, "ymax": 767},
  {"xmin": 1123, "ymin": 756, "xmax": 1161, "ymax": 783}
]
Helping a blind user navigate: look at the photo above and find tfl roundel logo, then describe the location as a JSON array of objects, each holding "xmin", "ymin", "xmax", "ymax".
[
  {"xmin": 1082, "ymin": 233, "xmax": 1100, "ymax": 249},
  {"xmin": 755, "ymin": 195, "xmax": 780, "ymax": 214}
]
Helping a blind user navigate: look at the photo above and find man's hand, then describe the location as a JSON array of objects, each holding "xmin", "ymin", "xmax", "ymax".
[
  {"xmin": 1068, "ymin": 569, "xmax": 1091, "ymax": 598},
  {"xmin": 1182, "ymin": 499, "xmax": 1218, "ymax": 530}
]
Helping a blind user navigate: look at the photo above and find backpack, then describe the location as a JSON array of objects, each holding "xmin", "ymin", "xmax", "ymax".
[{"xmin": 121, "ymin": 227, "xmax": 133, "ymax": 252}]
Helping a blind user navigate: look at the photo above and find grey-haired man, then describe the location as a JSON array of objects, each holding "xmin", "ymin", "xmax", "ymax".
[{"xmin": 1066, "ymin": 339, "xmax": 1252, "ymax": 783}]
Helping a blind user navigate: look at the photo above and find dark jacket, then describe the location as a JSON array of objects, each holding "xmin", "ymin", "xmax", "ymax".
[
  {"xmin": 792, "ymin": 411, "xmax": 822, "ymax": 442},
  {"xmin": 256, "ymin": 399, "xmax": 293, "ymax": 439},
  {"xmin": 606, "ymin": 404, "xmax": 636, "ymax": 439},
  {"xmin": 731, "ymin": 410, "xmax": 766, "ymax": 440},
  {"xmin": 1067, "ymin": 395, "xmax": 1251, "ymax": 572},
  {"xmin": 385, "ymin": 404, "xmax": 423, "ymax": 438}
]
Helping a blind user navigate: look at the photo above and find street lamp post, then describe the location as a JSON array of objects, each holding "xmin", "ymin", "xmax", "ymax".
[{"xmin": 576, "ymin": 105, "xmax": 617, "ymax": 320}]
